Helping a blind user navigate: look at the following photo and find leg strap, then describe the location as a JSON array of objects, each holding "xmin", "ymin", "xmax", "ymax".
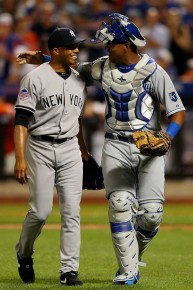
[{"xmin": 135, "ymin": 201, "xmax": 163, "ymax": 259}]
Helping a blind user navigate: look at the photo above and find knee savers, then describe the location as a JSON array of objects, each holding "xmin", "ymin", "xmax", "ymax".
[
  {"xmin": 136, "ymin": 202, "xmax": 163, "ymax": 232},
  {"xmin": 108, "ymin": 191, "xmax": 135, "ymax": 223}
]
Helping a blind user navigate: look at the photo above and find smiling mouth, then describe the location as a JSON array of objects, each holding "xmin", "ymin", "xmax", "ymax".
[{"xmin": 71, "ymin": 55, "xmax": 77, "ymax": 60}]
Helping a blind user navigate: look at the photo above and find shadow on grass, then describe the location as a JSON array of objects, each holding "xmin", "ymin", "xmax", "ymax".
[
  {"xmin": 0, "ymin": 278, "xmax": 114, "ymax": 288},
  {"xmin": 0, "ymin": 278, "xmax": 60, "ymax": 289},
  {"xmin": 81, "ymin": 279, "xmax": 111, "ymax": 284}
]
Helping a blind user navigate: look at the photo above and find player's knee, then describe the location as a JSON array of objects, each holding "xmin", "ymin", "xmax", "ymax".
[
  {"xmin": 136, "ymin": 202, "xmax": 163, "ymax": 232},
  {"xmin": 108, "ymin": 191, "xmax": 134, "ymax": 223},
  {"xmin": 32, "ymin": 209, "xmax": 51, "ymax": 222}
]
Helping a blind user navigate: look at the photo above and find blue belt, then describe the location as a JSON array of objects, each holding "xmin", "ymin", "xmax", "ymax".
[{"xmin": 105, "ymin": 132, "xmax": 134, "ymax": 143}]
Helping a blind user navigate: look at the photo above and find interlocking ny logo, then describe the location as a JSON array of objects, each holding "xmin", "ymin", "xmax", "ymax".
[{"xmin": 69, "ymin": 30, "xmax": 75, "ymax": 37}]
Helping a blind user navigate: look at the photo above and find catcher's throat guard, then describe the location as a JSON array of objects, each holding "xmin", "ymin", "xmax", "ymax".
[{"xmin": 90, "ymin": 13, "xmax": 146, "ymax": 47}]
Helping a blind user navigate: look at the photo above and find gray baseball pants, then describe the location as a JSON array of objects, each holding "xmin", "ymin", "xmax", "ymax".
[{"xmin": 16, "ymin": 136, "xmax": 83, "ymax": 274}]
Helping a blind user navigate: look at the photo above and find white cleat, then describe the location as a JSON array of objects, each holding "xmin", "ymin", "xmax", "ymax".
[{"xmin": 113, "ymin": 272, "xmax": 140, "ymax": 285}]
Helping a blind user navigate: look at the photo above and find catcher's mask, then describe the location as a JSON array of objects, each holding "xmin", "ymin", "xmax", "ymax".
[{"xmin": 90, "ymin": 13, "xmax": 146, "ymax": 47}]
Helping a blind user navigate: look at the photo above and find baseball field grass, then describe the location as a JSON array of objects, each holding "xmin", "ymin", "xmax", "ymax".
[{"xmin": 0, "ymin": 201, "xmax": 193, "ymax": 290}]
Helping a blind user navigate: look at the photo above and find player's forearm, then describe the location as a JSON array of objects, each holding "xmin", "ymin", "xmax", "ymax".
[
  {"xmin": 16, "ymin": 51, "xmax": 45, "ymax": 65},
  {"xmin": 77, "ymin": 119, "xmax": 90, "ymax": 161},
  {"xmin": 169, "ymin": 110, "xmax": 186, "ymax": 126},
  {"xmin": 14, "ymin": 125, "xmax": 28, "ymax": 161}
]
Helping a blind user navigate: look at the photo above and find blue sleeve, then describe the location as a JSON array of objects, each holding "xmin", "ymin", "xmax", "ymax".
[
  {"xmin": 166, "ymin": 122, "xmax": 181, "ymax": 139},
  {"xmin": 43, "ymin": 55, "xmax": 51, "ymax": 63}
]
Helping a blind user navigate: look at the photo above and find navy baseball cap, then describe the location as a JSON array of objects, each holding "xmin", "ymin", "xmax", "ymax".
[{"xmin": 48, "ymin": 28, "xmax": 85, "ymax": 50}]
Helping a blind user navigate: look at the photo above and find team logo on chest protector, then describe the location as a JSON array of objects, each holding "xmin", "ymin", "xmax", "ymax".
[
  {"xmin": 117, "ymin": 75, "xmax": 126, "ymax": 82},
  {"xmin": 101, "ymin": 54, "xmax": 157, "ymax": 131}
]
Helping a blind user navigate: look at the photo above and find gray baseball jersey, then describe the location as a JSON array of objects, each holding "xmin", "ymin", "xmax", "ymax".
[
  {"xmin": 77, "ymin": 54, "xmax": 185, "ymax": 200},
  {"xmin": 16, "ymin": 62, "xmax": 86, "ymax": 138}
]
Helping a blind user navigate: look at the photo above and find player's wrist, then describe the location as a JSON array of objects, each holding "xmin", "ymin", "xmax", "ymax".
[
  {"xmin": 163, "ymin": 132, "xmax": 172, "ymax": 141},
  {"xmin": 165, "ymin": 122, "xmax": 181, "ymax": 140},
  {"xmin": 82, "ymin": 152, "xmax": 91, "ymax": 161}
]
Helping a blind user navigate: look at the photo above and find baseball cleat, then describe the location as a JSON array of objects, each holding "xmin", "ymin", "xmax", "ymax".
[
  {"xmin": 113, "ymin": 271, "xmax": 140, "ymax": 285},
  {"xmin": 17, "ymin": 253, "xmax": 35, "ymax": 283},
  {"xmin": 60, "ymin": 271, "xmax": 83, "ymax": 286}
]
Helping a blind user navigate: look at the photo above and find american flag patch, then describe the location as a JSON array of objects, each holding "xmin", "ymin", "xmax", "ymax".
[
  {"xmin": 19, "ymin": 88, "xmax": 29, "ymax": 100},
  {"xmin": 169, "ymin": 91, "xmax": 178, "ymax": 102}
]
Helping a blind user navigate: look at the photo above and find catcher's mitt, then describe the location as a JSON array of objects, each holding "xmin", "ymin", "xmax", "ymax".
[
  {"xmin": 132, "ymin": 131, "xmax": 171, "ymax": 156},
  {"xmin": 83, "ymin": 156, "xmax": 104, "ymax": 190}
]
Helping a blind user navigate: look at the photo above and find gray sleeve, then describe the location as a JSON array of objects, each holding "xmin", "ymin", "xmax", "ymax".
[
  {"xmin": 150, "ymin": 65, "xmax": 185, "ymax": 117},
  {"xmin": 15, "ymin": 73, "xmax": 38, "ymax": 114},
  {"xmin": 77, "ymin": 61, "xmax": 102, "ymax": 88},
  {"xmin": 77, "ymin": 62, "xmax": 95, "ymax": 86},
  {"xmin": 79, "ymin": 87, "xmax": 87, "ymax": 117}
]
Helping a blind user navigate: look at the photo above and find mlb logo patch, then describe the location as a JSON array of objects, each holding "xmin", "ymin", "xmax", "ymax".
[
  {"xmin": 19, "ymin": 88, "xmax": 29, "ymax": 100},
  {"xmin": 169, "ymin": 91, "xmax": 178, "ymax": 102}
]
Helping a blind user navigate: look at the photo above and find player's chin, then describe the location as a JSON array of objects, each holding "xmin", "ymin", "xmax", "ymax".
[{"xmin": 69, "ymin": 60, "xmax": 78, "ymax": 67}]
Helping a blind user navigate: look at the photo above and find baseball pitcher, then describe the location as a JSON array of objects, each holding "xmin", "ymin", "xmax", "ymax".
[{"xmin": 14, "ymin": 28, "xmax": 103, "ymax": 286}]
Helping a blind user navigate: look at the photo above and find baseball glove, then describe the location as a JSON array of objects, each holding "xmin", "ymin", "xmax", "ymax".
[
  {"xmin": 132, "ymin": 131, "xmax": 171, "ymax": 156},
  {"xmin": 83, "ymin": 156, "xmax": 104, "ymax": 190}
]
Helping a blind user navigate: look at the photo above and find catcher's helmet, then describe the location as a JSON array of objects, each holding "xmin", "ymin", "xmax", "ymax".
[{"xmin": 91, "ymin": 13, "xmax": 146, "ymax": 47}]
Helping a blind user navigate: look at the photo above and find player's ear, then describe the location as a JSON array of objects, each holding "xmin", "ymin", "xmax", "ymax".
[
  {"xmin": 52, "ymin": 48, "xmax": 60, "ymax": 55},
  {"xmin": 122, "ymin": 44, "xmax": 129, "ymax": 54},
  {"xmin": 124, "ymin": 43, "xmax": 130, "ymax": 50}
]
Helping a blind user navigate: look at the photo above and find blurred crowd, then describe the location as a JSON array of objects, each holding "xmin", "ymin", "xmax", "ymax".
[{"xmin": 1, "ymin": 0, "xmax": 193, "ymax": 178}]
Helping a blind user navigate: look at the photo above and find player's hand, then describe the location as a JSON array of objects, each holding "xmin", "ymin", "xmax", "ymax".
[
  {"xmin": 82, "ymin": 156, "xmax": 104, "ymax": 190},
  {"xmin": 14, "ymin": 160, "xmax": 29, "ymax": 185},
  {"xmin": 16, "ymin": 50, "xmax": 44, "ymax": 65}
]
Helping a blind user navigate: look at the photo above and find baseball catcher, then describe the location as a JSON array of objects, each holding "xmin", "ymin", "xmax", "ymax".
[
  {"xmin": 132, "ymin": 131, "xmax": 171, "ymax": 156},
  {"xmin": 82, "ymin": 155, "xmax": 104, "ymax": 190}
]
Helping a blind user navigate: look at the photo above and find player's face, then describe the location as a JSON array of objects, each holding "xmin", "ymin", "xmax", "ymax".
[
  {"xmin": 106, "ymin": 43, "xmax": 127, "ymax": 64},
  {"xmin": 57, "ymin": 44, "xmax": 79, "ymax": 66}
]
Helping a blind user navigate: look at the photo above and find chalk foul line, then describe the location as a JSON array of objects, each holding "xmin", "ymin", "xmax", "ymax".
[{"xmin": 0, "ymin": 224, "xmax": 193, "ymax": 230}]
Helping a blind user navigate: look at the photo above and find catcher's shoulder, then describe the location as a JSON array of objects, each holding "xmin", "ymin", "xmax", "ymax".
[
  {"xmin": 91, "ymin": 56, "xmax": 108, "ymax": 80},
  {"xmin": 153, "ymin": 64, "xmax": 169, "ymax": 77}
]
